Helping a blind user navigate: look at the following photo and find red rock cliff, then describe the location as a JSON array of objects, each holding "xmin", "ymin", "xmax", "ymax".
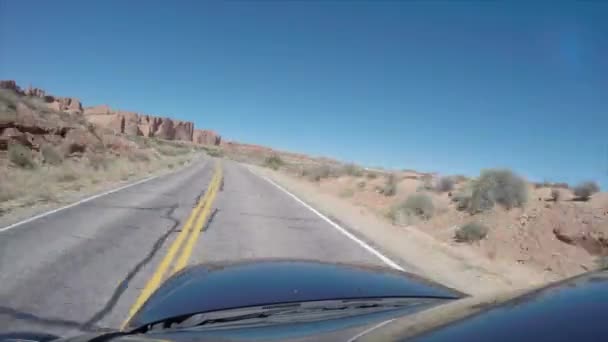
[{"xmin": 2, "ymin": 80, "xmax": 220, "ymax": 145}]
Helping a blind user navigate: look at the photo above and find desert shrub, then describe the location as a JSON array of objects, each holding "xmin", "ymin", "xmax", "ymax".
[
  {"xmin": 468, "ymin": 169, "xmax": 527, "ymax": 213},
  {"xmin": 573, "ymin": 181, "xmax": 600, "ymax": 201},
  {"xmin": 0, "ymin": 181, "xmax": 21, "ymax": 202},
  {"xmin": 366, "ymin": 172, "xmax": 378, "ymax": 179},
  {"xmin": 8, "ymin": 143, "xmax": 36, "ymax": 169},
  {"xmin": 264, "ymin": 155, "xmax": 284, "ymax": 170},
  {"xmin": 435, "ymin": 176, "xmax": 454, "ymax": 192},
  {"xmin": 41, "ymin": 145, "xmax": 63, "ymax": 165},
  {"xmin": 167, "ymin": 163, "xmax": 174, "ymax": 169},
  {"xmin": 157, "ymin": 145, "xmax": 190, "ymax": 156},
  {"xmin": 551, "ymin": 188, "xmax": 560, "ymax": 202},
  {"xmin": 379, "ymin": 174, "xmax": 397, "ymax": 196},
  {"xmin": 596, "ymin": 256, "xmax": 608, "ymax": 270},
  {"xmin": 339, "ymin": 188, "xmax": 355, "ymax": 198},
  {"xmin": 452, "ymin": 188, "xmax": 472, "ymax": 211},
  {"xmin": 54, "ymin": 167, "xmax": 79, "ymax": 183},
  {"xmin": 357, "ymin": 180, "xmax": 366, "ymax": 189},
  {"xmin": 303, "ymin": 164, "xmax": 331, "ymax": 182},
  {"xmin": 128, "ymin": 150, "xmax": 151, "ymax": 162},
  {"xmin": 421, "ymin": 175, "xmax": 434, "ymax": 190},
  {"xmin": 403, "ymin": 194, "xmax": 435, "ymax": 220},
  {"xmin": 342, "ymin": 163, "xmax": 363, "ymax": 177},
  {"xmin": 206, "ymin": 149, "xmax": 223, "ymax": 158},
  {"xmin": 455, "ymin": 222, "xmax": 489, "ymax": 243},
  {"xmin": 0, "ymin": 89, "xmax": 19, "ymax": 109},
  {"xmin": 88, "ymin": 153, "xmax": 111, "ymax": 171}
]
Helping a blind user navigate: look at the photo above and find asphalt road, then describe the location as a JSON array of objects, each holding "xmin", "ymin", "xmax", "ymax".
[{"xmin": 0, "ymin": 158, "xmax": 391, "ymax": 336}]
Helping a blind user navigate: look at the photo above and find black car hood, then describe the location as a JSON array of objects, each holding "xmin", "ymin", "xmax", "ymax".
[{"xmin": 126, "ymin": 259, "xmax": 461, "ymax": 329}]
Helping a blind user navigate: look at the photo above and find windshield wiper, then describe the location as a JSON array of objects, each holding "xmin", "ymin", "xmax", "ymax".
[{"xmin": 132, "ymin": 297, "xmax": 445, "ymax": 333}]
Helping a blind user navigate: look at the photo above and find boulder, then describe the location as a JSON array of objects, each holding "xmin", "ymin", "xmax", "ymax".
[{"xmin": 553, "ymin": 225, "xmax": 608, "ymax": 256}]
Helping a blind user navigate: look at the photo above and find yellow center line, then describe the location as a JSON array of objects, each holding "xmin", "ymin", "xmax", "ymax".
[
  {"xmin": 121, "ymin": 161, "xmax": 222, "ymax": 330},
  {"xmin": 172, "ymin": 163, "xmax": 222, "ymax": 274}
]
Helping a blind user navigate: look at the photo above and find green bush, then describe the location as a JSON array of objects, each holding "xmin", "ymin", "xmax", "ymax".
[
  {"xmin": 41, "ymin": 144, "xmax": 63, "ymax": 165},
  {"xmin": 455, "ymin": 222, "xmax": 488, "ymax": 243},
  {"xmin": 468, "ymin": 169, "xmax": 527, "ymax": 213},
  {"xmin": 393, "ymin": 194, "xmax": 435, "ymax": 221},
  {"xmin": 573, "ymin": 181, "xmax": 599, "ymax": 201},
  {"xmin": 435, "ymin": 176, "xmax": 454, "ymax": 192},
  {"xmin": 8, "ymin": 143, "xmax": 36, "ymax": 169},
  {"xmin": 264, "ymin": 155, "xmax": 284, "ymax": 170},
  {"xmin": 380, "ymin": 174, "xmax": 397, "ymax": 196}
]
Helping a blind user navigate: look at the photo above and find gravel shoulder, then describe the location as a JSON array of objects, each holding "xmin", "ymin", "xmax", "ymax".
[{"xmin": 250, "ymin": 165, "xmax": 555, "ymax": 295}]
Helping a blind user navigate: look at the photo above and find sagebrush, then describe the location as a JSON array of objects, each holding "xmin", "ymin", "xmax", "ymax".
[
  {"xmin": 342, "ymin": 163, "xmax": 363, "ymax": 177},
  {"xmin": 303, "ymin": 164, "xmax": 331, "ymax": 182},
  {"xmin": 41, "ymin": 145, "xmax": 63, "ymax": 165},
  {"xmin": 8, "ymin": 143, "xmax": 36, "ymax": 169},
  {"xmin": 455, "ymin": 222, "xmax": 489, "ymax": 243},
  {"xmin": 264, "ymin": 155, "xmax": 284, "ymax": 170},
  {"xmin": 573, "ymin": 181, "xmax": 599, "ymax": 201},
  {"xmin": 435, "ymin": 176, "xmax": 454, "ymax": 192},
  {"xmin": 550, "ymin": 188, "xmax": 560, "ymax": 202},
  {"xmin": 468, "ymin": 169, "xmax": 527, "ymax": 213},
  {"xmin": 380, "ymin": 174, "xmax": 397, "ymax": 196}
]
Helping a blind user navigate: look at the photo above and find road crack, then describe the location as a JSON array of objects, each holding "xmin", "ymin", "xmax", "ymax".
[{"xmin": 81, "ymin": 203, "xmax": 183, "ymax": 329}]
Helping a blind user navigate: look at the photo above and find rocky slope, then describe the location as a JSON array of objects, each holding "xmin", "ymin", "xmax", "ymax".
[{"xmin": 0, "ymin": 80, "xmax": 220, "ymax": 147}]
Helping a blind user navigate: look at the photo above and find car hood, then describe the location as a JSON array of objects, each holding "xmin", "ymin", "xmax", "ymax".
[{"xmin": 126, "ymin": 259, "xmax": 462, "ymax": 329}]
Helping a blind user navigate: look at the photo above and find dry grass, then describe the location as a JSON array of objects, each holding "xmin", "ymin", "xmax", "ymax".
[{"xmin": 0, "ymin": 145, "xmax": 199, "ymax": 216}]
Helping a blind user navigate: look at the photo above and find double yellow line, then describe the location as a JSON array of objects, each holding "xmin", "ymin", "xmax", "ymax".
[{"xmin": 121, "ymin": 161, "xmax": 223, "ymax": 329}]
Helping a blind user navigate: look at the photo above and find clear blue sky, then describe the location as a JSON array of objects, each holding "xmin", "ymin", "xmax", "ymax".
[{"xmin": 1, "ymin": 1, "xmax": 607, "ymax": 187}]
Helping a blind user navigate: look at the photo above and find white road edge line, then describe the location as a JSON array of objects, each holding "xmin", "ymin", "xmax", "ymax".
[
  {"xmin": 250, "ymin": 169, "xmax": 405, "ymax": 271},
  {"xmin": 0, "ymin": 175, "xmax": 159, "ymax": 233},
  {"xmin": 346, "ymin": 318, "xmax": 395, "ymax": 342}
]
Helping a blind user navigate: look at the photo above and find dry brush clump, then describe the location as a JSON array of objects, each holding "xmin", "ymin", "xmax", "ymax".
[
  {"xmin": 573, "ymin": 181, "xmax": 600, "ymax": 201},
  {"xmin": 389, "ymin": 193, "xmax": 435, "ymax": 225},
  {"xmin": 378, "ymin": 174, "xmax": 397, "ymax": 197},
  {"xmin": 302, "ymin": 164, "xmax": 332, "ymax": 182},
  {"xmin": 8, "ymin": 143, "xmax": 36, "ymax": 169},
  {"xmin": 454, "ymin": 169, "xmax": 527, "ymax": 214},
  {"xmin": 550, "ymin": 188, "xmax": 561, "ymax": 202},
  {"xmin": 264, "ymin": 155, "xmax": 284, "ymax": 170},
  {"xmin": 435, "ymin": 176, "xmax": 454, "ymax": 193},
  {"xmin": 41, "ymin": 144, "xmax": 64, "ymax": 165},
  {"xmin": 455, "ymin": 222, "xmax": 489, "ymax": 243},
  {"xmin": 341, "ymin": 163, "xmax": 364, "ymax": 177}
]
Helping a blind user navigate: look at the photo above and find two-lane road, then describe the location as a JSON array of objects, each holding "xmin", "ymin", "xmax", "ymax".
[{"xmin": 0, "ymin": 158, "xmax": 396, "ymax": 336}]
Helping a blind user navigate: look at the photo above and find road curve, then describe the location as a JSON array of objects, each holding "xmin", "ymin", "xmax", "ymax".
[{"xmin": 0, "ymin": 158, "xmax": 391, "ymax": 336}]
